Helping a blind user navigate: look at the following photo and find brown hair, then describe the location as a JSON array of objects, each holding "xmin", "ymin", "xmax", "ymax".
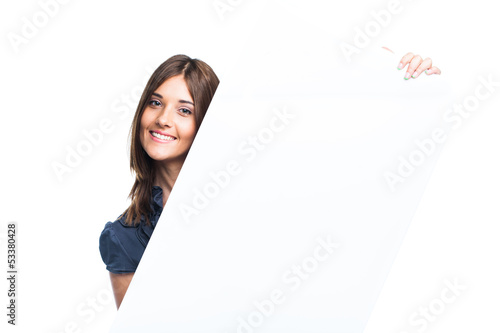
[{"xmin": 119, "ymin": 54, "xmax": 219, "ymax": 226}]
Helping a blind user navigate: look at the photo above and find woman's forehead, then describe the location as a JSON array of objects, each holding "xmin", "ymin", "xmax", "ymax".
[{"xmin": 154, "ymin": 75, "xmax": 193, "ymax": 102}]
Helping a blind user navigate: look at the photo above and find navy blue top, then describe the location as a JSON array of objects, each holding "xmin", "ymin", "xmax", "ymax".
[{"xmin": 99, "ymin": 186, "xmax": 164, "ymax": 274}]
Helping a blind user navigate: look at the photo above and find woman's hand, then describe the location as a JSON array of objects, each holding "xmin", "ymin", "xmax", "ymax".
[{"xmin": 397, "ymin": 52, "xmax": 441, "ymax": 80}]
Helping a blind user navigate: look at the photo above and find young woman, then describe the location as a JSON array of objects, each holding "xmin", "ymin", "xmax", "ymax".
[
  {"xmin": 99, "ymin": 54, "xmax": 219, "ymax": 309},
  {"xmin": 99, "ymin": 51, "xmax": 441, "ymax": 309}
]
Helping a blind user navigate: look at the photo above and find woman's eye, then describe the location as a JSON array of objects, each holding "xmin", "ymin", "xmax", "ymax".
[
  {"xmin": 179, "ymin": 108, "xmax": 192, "ymax": 115},
  {"xmin": 149, "ymin": 100, "xmax": 161, "ymax": 107}
]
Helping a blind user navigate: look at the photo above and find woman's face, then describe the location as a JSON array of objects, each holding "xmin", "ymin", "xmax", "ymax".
[{"xmin": 140, "ymin": 75, "xmax": 197, "ymax": 164}]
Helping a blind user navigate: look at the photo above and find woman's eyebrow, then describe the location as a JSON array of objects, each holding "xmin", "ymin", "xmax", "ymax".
[
  {"xmin": 151, "ymin": 93, "xmax": 194, "ymax": 106},
  {"xmin": 179, "ymin": 99, "xmax": 194, "ymax": 106}
]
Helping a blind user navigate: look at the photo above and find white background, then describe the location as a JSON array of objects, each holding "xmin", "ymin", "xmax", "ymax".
[{"xmin": 0, "ymin": 0, "xmax": 498, "ymax": 332}]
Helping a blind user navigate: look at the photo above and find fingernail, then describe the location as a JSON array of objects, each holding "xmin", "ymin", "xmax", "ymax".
[
  {"xmin": 425, "ymin": 70, "xmax": 430, "ymax": 75},
  {"xmin": 412, "ymin": 71, "xmax": 420, "ymax": 78},
  {"xmin": 404, "ymin": 72, "xmax": 411, "ymax": 80},
  {"xmin": 397, "ymin": 63, "xmax": 403, "ymax": 70}
]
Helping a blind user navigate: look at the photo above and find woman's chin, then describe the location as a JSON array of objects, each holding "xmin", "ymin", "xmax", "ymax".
[{"xmin": 149, "ymin": 153, "xmax": 187, "ymax": 164}]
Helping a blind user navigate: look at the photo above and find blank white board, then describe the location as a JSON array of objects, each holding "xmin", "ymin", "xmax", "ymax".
[{"xmin": 110, "ymin": 9, "xmax": 454, "ymax": 333}]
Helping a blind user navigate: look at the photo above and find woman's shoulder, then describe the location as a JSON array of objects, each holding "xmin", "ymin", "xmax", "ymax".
[
  {"xmin": 100, "ymin": 213, "xmax": 137, "ymax": 240},
  {"xmin": 99, "ymin": 212, "xmax": 143, "ymax": 247},
  {"xmin": 99, "ymin": 213, "xmax": 144, "ymax": 274},
  {"xmin": 103, "ymin": 212, "xmax": 138, "ymax": 229}
]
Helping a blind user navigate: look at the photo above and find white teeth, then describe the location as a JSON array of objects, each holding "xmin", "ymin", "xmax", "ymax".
[{"xmin": 151, "ymin": 132, "xmax": 175, "ymax": 141}]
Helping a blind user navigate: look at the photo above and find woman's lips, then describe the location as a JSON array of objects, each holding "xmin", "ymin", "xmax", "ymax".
[{"xmin": 150, "ymin": 131, "xmax": 176, "ymax": 143}]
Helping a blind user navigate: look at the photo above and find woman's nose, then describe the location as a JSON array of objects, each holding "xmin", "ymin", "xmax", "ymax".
[{"xmin": 156, "ymin": 108, "xmax": 174, "ymax": 127}]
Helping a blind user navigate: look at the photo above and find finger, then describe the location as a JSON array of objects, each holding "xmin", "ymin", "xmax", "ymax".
[
  {"xmin": 382, "ymin": 46, "xmax": 395, "ymax": 54},
  {"xmin": 425, "ymin": 66, "xmax": 441, "ymax": 75},
  {"xmin": 397, "ymin": 52, "xmax": 414, "ymax": 70},
  {"xmin": 405, "ymin": 55, "xmax": 423, "ymax": 80},
  {"xmin": 412, "ymin": 57, "xmax": 432, "ymax": 79}
]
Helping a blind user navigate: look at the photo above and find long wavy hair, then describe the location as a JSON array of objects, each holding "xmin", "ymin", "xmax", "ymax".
[{"xmin": 119, "ymin": 54, "xmax": 219, "ymax": 226}]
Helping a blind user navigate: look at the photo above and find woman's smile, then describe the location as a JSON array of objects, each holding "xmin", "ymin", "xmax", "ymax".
[{"xmin": 149, "ymin": 130, "xmax": 177, "ymax": 143}]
